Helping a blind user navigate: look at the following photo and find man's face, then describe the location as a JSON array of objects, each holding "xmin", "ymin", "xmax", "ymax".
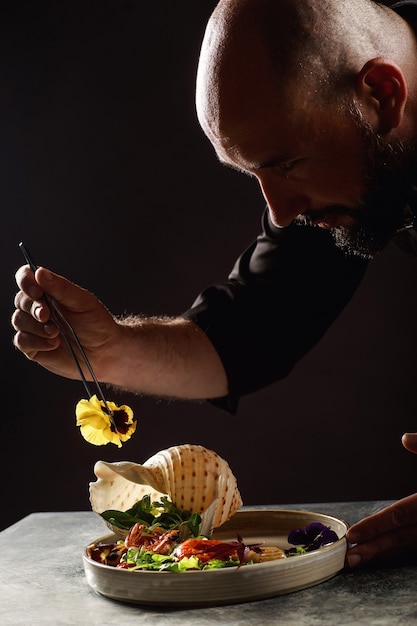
[
  {"xmin": 295, "ymin": 104, "xmax": 417, "ymax": 259},
  {"xmin": 198, "ymin": 51, "xmax": 416, "ymax": 259}
]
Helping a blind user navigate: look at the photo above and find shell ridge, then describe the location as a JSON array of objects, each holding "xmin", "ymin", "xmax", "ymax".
[{"xmin": 89, "ymin": 444, "xmax": 242, "ymax": 536}]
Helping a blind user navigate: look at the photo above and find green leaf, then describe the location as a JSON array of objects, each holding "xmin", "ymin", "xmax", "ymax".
[
  {"xmin": 100, "ymin": 509, "xmax": 148, "ymax": 530},
  {"xmin": 203, "ymin": 558, "xmax": 239, "ymax": 570},
  {"xmin": 100, "ymin": 495, "xmax": 202, "ymax": 537}
]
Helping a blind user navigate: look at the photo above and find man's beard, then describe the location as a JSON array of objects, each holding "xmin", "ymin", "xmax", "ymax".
[{"xmin": 295, "ymin": 104, "xmax": 417, "ymax": 259}]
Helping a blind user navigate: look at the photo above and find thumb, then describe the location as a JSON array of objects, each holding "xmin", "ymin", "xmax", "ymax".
[
  {"xmin": 402, "ymin": 432, "xmax": 417, "ymax": 454},
  {"xmin": 35, "ymin": 267, "xmax": 88, "ymax": 313}
]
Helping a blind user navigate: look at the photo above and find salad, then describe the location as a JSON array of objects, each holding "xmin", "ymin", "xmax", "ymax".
[{"xmin": 87, "ymin": 496, "xmax": 339, "ymax": 572}]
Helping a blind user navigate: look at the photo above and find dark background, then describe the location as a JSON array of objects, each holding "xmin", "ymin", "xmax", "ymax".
[{"xmin": 2, "ymin": 0, "xmax": 417, "ymax": 531}]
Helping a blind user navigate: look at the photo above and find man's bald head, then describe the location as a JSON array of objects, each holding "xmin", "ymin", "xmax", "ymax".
[{"xmin": 196, "ymin": 0, "xmax": 408, "ymax": 141}]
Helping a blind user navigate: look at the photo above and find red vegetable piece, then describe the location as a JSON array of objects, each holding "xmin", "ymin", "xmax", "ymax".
[{"xmin": 175, "ymin": 539, "xmax": 239, "ymax": 564}]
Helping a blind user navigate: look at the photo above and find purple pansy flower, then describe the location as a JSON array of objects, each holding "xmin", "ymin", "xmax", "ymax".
[{"xmin": 286, "ymin": 522, "xmax": 338, "ymax": 556}]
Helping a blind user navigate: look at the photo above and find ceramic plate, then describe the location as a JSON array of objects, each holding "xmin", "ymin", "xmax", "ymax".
[{"xmin": 82, "ymin": 509, "xmax": 348, "ymax": 607}]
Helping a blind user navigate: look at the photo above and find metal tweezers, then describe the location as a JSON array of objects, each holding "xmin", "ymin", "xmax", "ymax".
[{"xmin": 19, "ymin": 242, "xmax": 117, "ymax": 430}]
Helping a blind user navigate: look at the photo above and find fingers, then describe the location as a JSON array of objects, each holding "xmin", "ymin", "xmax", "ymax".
[
  {"xmin": 12, "ymin": 264, "xmax": 62, "ymax": 360},
  {"xmin": 14, "ymin": 264, "xmax": 54, "ymax": 324},
  {"xmin": 346, "ymin": 493, "xmax": 417, "ymax": 567},
  {"xmin": 15, "ymin": 264, "xmax": 43, "ymax": 297},
  {"xmin": 12, "ymin": 300, "xmax": 60, "ymax": 361},
  {"xmin": 13, "ymin": 290, "xmax": 51, "ymax": 324},
  {"xmin": 12, "ymin": 262, "xmax": 113, "ymax": 381},
  {"xmin": 349, "ymin": 494, "xmax": 417, "ymax": 542},
  {"xmin": 13, "ymin": 265, "xmax": 84, "ymax": 331},
  {"xmin": 15, "ymin": 264, "xmax": 81, "ymax": 312},
  {"xmin": 12, "ymin": 328, "xmax": 60, "ymax": 361},
  {"xmin": 402, "ymin": 433, "xmax": 417, "ymax": 454},
  {"xmin": 347, "ymin": 523, "xmax": 417, "ymax": 567},
  {"xmin": 11, "ymin": 306, "xmax": 59, "ymax": 340},
  {"xmin": 13, "ymin": 264, "xmax": 59, "ymax": 335}
]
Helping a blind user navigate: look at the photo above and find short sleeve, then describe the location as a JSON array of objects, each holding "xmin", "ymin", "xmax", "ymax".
[{"xmin": 183, "ymin": 209, "xmax": 368, "ymax": 412}]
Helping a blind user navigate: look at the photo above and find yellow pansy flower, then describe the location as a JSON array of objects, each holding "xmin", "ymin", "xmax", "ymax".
[{"xmin": 76, "ymin": 394, "xmax": 136, "ymax": 448}]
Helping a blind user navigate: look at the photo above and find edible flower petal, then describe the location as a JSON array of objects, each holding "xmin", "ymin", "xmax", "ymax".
[
  {"xmin": 76, "ymin": 394, "xmax": 136, "ymax": 448},
  {"xmin": 286, "ymin": 522, "xmax": 338, "ymax": 555}
]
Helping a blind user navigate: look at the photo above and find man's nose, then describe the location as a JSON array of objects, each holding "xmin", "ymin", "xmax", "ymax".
[{"xmin": 257, "ymin": 174, "xmax": 310, "ymax": 228}]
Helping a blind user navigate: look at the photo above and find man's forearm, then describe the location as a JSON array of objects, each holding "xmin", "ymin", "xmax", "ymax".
[{"xmin": 111, "ymin": 316, "xmax": 229, "ymax": 400}]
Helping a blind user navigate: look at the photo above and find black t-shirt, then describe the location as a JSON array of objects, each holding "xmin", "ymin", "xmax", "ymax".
[
  {"xmin": 182, "ymin": 0, "xmax": 417, "ymax": 413},
  {"xmin": 392, "ymin": 0, "xmax": 417, "ymax": 19},
  {"xmin": 183, "ymin": 213, "xmax": 367, "ymax": 412}
]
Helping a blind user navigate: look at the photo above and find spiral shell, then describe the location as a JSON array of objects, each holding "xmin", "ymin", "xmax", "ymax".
[{"xmin": 89, "ymin": 444, "xmax": 243, "ymax": 536}]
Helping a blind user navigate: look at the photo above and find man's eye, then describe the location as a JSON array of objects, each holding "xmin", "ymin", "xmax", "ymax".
[{"xmin": 278, "ymin": 162, "xmax": 293, "ymax": 172}]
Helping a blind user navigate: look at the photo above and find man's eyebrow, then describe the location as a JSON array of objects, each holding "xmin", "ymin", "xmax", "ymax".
[
  {"xmin": 218, "ymin": 154, "xmax": 290, "ymax": 173},
  {"xmin": 255, "ymin": 156, "xmax": 290, "ymax": 170},
  {"xmin": 217, "ymin": 157, "xmax": 249, "ymax": 175}
]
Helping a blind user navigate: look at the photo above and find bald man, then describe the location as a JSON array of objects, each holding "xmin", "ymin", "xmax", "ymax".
[{"xmin": 12, "ymin": 0, "xmax": 417, "ymax": 566}]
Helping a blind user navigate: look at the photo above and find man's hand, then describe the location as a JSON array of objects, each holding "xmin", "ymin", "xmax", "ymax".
[
  {"xmin": 346, "ymin": 433, "xmax": 417, "ymax": 567},
  {"xmin": 12, "ymin": 265, "xmax": 119, "ymax": 381},
  {"xmin": 11, "ymin": 264, "xmax": 228, "ymax": 399}
]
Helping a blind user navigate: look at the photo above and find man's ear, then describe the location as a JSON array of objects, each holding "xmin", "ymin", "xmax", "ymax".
[{"xmin": 356, "ymin": 57, "xmax": 408, "ymax": 134}]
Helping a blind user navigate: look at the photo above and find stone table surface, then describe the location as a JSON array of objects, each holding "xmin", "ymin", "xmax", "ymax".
[{"xmin": 2, "ymin": 501, "xmax": 417, "ymax": 625}]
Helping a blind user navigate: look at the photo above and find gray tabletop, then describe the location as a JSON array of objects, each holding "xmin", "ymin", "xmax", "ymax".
[{"xmin": 1, "ymin": 501, "xmax": 417, "ymax": 626}]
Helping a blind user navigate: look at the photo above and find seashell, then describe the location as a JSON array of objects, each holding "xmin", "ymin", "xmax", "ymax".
[{"xmin": 89, "ymin": 444, "xmax": 243, "ymax": 537}]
